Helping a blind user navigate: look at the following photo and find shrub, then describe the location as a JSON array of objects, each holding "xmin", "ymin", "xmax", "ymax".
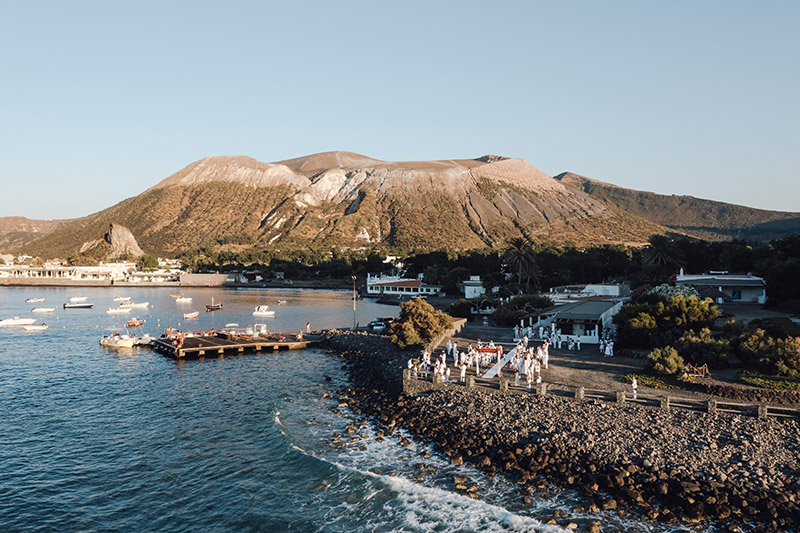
[
  {"xmin": 620, "ymin": 372, "xmax": 688, "ymax": 390},
  {"xmin": 490, "ymin": 305, "xmax": 527, "ymax": 327},
  {"xmin": 646, "ymin": 284, "xmax": 699, "ymax": 300},
  {"xmin": 646, "ymin": 346, "xmax": 685, "ymax": 375},
  {"xmin": 613, "ymin": 294, "xmax": 719, "ymax": 349},
  {"xmin": 448, "ymin": 299, "xmax": 473, "ymax": 320},
  {"xmin": 747, "ymin": 317, "xmax": 800, "ymax": 339},
  {"xmin": 388, "ymin": 298, "xmax": 452, "ymax": 349},
  {"xmin": 736, "ymin": 329, "xmax": 800, "ymax": 378},
  {"xmin": 738, "ymin": 370, "xmax": 800, "ymax": 391},
  {"xmin": 507, "ymin": 294, "xmax": 553, "ymax": 310},
  {"xmin": 674, "ymin": 329, "xmax": 731, "ymax": 368}
]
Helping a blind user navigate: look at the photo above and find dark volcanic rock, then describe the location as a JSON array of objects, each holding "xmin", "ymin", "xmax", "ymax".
[{"xmin": 322, "ymin": 331, "xmax": 800, "ymax": 531}]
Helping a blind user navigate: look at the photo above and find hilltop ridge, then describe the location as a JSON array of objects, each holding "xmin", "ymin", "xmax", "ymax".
[{"xmin": 12, "ymin": 151, "xmax": 798, "ymax": 259}]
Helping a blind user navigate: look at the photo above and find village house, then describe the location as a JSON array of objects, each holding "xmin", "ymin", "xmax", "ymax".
[
  {"xmin": 675, "ymin": 269, "xmax": 767, "ymax": 304},
  {"xmin": 366, "ymin": 272, "xmax": 441, "ymax": 297}
]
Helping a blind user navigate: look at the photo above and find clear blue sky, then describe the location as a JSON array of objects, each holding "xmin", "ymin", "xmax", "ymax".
[{"xmin": 1, "ymin": 1, "xmax": 798, "ymax": 219}]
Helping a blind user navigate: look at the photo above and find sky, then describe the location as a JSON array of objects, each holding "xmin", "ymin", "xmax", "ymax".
[{"xmin": 1, "ymin": 0, "xmax": 798, "ymax": 219}]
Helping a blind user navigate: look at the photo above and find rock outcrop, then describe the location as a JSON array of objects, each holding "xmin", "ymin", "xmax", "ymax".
[{"xmin": 79, "ymin": 223, "xmax": 143, "ymax": 258}]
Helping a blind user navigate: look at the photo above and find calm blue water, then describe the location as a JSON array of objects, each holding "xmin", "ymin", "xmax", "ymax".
[{"xmin": 0, "ymin": 287, "xmax": 679, "ymax": 532}]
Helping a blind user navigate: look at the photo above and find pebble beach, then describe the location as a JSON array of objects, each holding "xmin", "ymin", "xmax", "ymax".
[{"xmin": 324, "ymin": 331, "xmax": 800, "ymax": 532}]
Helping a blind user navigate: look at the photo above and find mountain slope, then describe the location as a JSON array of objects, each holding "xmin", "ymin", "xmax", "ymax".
[
  {"xmin": 20, "ymin": 152, "xmax": 671, "ymax": 258},
  {"xmin": 0, "ymin": 216, "xmax": 81, "ymax": 252},
  {"xmin": 554, "ymin": 172, "xmax": 800, "ymax": 241}
]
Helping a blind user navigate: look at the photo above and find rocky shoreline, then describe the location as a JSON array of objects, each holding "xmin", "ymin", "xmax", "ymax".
[{"xmin": 322, "ymin": 330, "xmax": 800, "ymax": 532}]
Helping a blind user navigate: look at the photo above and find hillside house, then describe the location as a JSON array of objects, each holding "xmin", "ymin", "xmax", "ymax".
[{"xmin": 676, "ymin": 270, "xmax": 766, "ymax": 304}]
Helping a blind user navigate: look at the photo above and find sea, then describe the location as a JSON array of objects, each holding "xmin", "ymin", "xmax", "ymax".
[{"xmin": 0, "ymin": 286, "xmax": 693, "ymax": 532}]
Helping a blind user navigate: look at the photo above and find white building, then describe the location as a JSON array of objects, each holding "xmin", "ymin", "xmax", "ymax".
[
  {"xmin": 461, "ymin": 276, "xmax": 485, "ymax": 299},
  {"xmin": 366, "ymin": 273, "xmax": 441, "ymax": 297},
  {"xmin": 525, "ymin": 299, "xmax": 624, "ymax": 345},
  {"xmin": 676, "ymin": 270, "xmax": 766, "ymax": 304},
  {"xmin": 543, "ymin": 283, "xmax": 630, "ymax": 304},
  {"xmin": 0, "ymin": 262, "xmax": 138, "ymax": 281}
]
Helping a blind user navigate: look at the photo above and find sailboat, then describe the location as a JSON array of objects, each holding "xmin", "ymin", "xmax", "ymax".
[{"xmin": 206, "ymin": 297, "xmax": 223, "ymax": 312}]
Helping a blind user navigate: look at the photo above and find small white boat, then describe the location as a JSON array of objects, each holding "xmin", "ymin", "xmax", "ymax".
[
  {"xmin": 107, "ymin": 307, "xmax": 131, "ymax": 315},
  {"xmin": 120, "ymin": 301, "xmax": 149, "ymax": 309},
  {"xmin": 68, "ymin": 296, "xmax": 88, "ymax": 303},
  {"xmin": 0, "ymin": 317, "xmax": 38, "ymax": 327},
  {"xmin": 183, "ymin": 311, "xmax": 199, "ymax": 320},
  {"xmin": 99, "ymin": 333, "xmax": 135, "ymax": 348},
  {"xmin": 24, "ymin": 324, "xmax": 49, "ymax": 331},
  {"xmin": 113, "ymin": 296, "xmax": 131, "ymax": 302},
  {"xmin": 253, "ymin": 305, "xmax": 275, "ymax": 317},
  {"xmin": 26, "ymin": 298, "xmax": 45, "ymax": 303},
  {"xmin": 64, "ymin": 302, "xmax": 94, "ymax": 309},
  {"xmin": 225, "ymin": 323, "xmax": 239, "ymax": 328},
  {"xmin": 32, "ymin": 307, "xmax": 56, "ymax": 313},
  {"xmin": 175, "ymin": 296, "xmax": 192, "ymax": 303}
]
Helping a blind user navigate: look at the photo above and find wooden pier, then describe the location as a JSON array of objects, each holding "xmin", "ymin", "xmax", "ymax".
[{"xmin": 152, "ymin": 332, "xmax": 323, "ymax": 358}]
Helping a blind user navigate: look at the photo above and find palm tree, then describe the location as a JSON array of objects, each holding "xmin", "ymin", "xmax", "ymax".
[
  {"xmin": 502, "ymin": 237, "xmax": 538, "ymax": 291},
  {"xmin": 643, "ymin": 235, "xmax": 684, "ymax": 269}
]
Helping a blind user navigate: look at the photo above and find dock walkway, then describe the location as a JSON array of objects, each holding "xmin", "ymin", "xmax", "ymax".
[{"xmin": 152, "ymin": 332, "xmax": 323, "ymax": 358}]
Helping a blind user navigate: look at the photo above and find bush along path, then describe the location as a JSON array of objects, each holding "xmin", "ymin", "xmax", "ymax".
[{"xmin": 322, "ymin": 331, "xmax": 800, "ymax": 532}]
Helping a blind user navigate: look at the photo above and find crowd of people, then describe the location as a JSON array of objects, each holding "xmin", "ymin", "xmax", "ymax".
[{"xmin": 407, "ymin": 336, "xmax": 557, "ymax": 391}]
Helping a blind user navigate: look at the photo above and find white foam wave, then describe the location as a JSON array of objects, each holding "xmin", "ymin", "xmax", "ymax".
[{"xmin": 275, "ymin": 420, "xmax": 561, "ymax": 532}]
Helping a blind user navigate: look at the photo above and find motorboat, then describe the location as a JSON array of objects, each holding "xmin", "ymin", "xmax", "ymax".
[
  {"xmin": 0, "ymin": 317, "xmax": 38, "ymax": 327},
  {"xmin": 127, "ymin": 318, "xmax": 144, "ymax": 328},
  {"xmin": 276, "ymin": 299, "xmax": 287, "ymax": 305},
  {"xmin": 133, "ymin": 333, "xmax": 153, "ymax": 346},
  {"xmin": 64, "ymin": 302, "xmax": 94, "ymax": 309},
  {"xmin": 99, "ymin": 333, "xmax": 135, "ymax": 348},
  {"xmin": 113, "ymin": 296, "xmax": 131, "ymax": 302},
  {"xmin": 175, "ymin": 296, "xmax": 192, "ymax": 303},
  {"xmin": 253, "ymin": 305, "xmax": 275, "ymax": 317},
  {"xmin": 206, "ymin": 298, "xmax": 223, "ymax": 312},
  {"xmin": 26, "ymin": 298, "xmax": 45, "ymax": 303},
  {"xmin": 24, "ymin": 324, "xmax": 49, "ymax": 331},
  {"xmin": 107, "ymin": 307, "xmax": 131, "ymax": 314},
  {"xmin": 120, "ymin": 301, "xmax": 149, "ymax": 309},
  {"xmin": 225, "ymin": 323, "xmax": 239, "ymax": 328},
  {"xmin": 68, "ymin": 296, "xmax": 88, "ymax": 303},
  {"xmin": 32, "ymin": 307, "xmax": 56, "ymax": 313},
  {"xmin": 183, "ymin": 311, "xmax": 199, "ymax": 320}
]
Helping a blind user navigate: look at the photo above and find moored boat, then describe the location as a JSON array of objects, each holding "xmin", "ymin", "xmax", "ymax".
[
  {"xmin": 32, "ymin": 307, "xmax": 56, "ymax": 313},
  {"xmin": 127, "ymin": 318, "xmax": 144, "ymax": 328},
  {"xmin": 0, "ymin": 317, "xmax": 38, "ymax": 327},
  {"xmin": 175, "ymin": 296, "xmax": 192, "ymax": 303},
  {"xmin": 24, "ymin": 324, "xmax": 49, "ymax": 331},
  {"xmin": 107, "ymin": 307, "xmax": 131, "ymax": 314},
  {"xmin": 68, "ymin": 296, "xmax": 88, "ymax": 303},
  {"xmin": 113, "ymin": 296, "xmax": 131, "ymax": 302},
  {"xmin": 253, "ymin": 305, "xmax": 275, "ymax": 317},
  {"xmin": 183, "ymin": 311, "xmax": 199, "ymax": 320},
  {"xmin": 64, "ymin": 302, "xmax": 94, "ymax": 309},
  {"xmin": 206, "ymin": 297, "xmax": 223, "ymax": 311},
  {"xmin": 99, "ymin": 333, "xmax": 135, "ymax": 348},
  {"xmin": 26, "ymin": 298, "xmax": 45, "ymax": 303},
  {"xmin": 120, "ymin": 302, "xmax": 149, "ymax": 309}
]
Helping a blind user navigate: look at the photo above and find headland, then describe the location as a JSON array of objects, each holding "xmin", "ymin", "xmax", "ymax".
[{"xmin": 322, "ymin": 330, "xmax": 800, "ymax": 532}]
